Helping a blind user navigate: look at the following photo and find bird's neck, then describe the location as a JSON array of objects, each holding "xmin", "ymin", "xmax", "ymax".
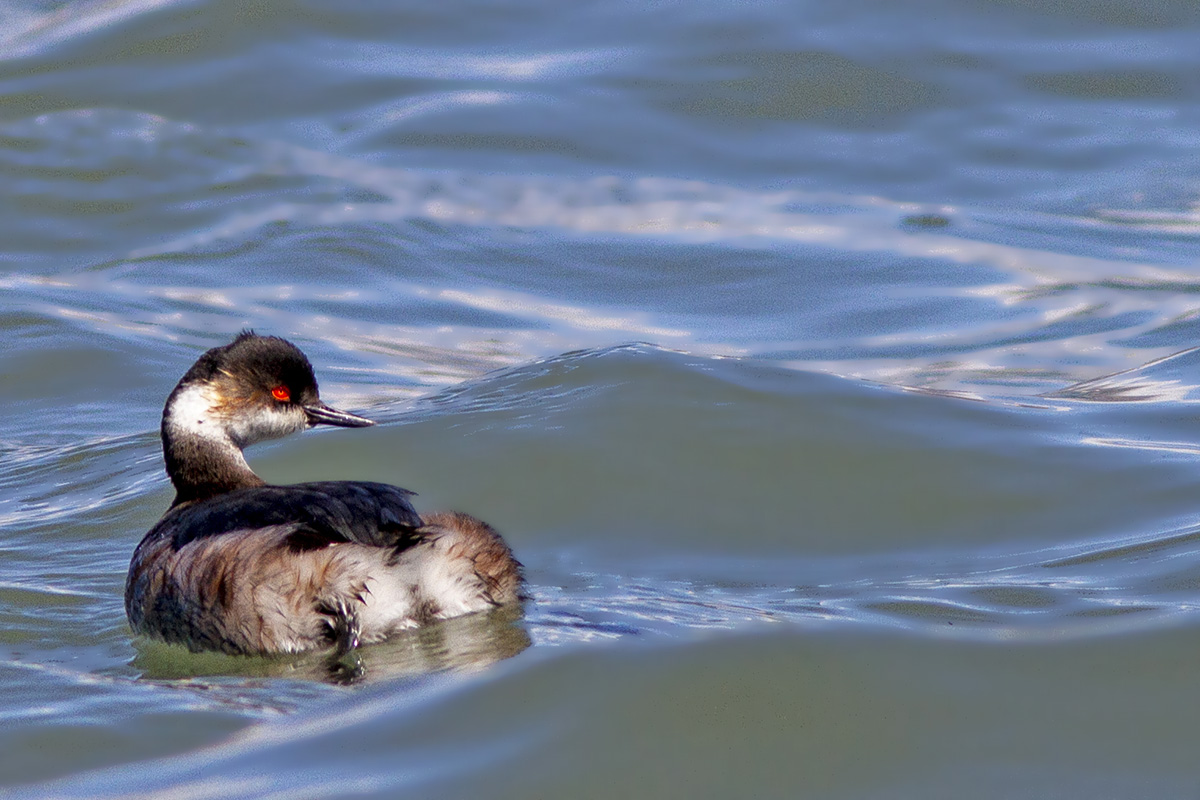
[{"xmin": 162, "ymin": 382, "xmax": 266, "ymax": 506}]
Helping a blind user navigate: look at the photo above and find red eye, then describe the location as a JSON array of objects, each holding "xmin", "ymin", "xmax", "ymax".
[{"xmin": 271, "ymin": 386, "xmax": 291, "ymax": 402}]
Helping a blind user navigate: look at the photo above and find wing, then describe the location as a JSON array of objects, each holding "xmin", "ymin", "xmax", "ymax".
[{"xmin": 154, "ymin": 481, "xmax": 424, "ymax": 551}]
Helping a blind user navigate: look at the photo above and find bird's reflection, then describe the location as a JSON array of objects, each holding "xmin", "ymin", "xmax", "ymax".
[{"xmin": 130, "ymin": 606, "xmax": 530, "ymax": 686}]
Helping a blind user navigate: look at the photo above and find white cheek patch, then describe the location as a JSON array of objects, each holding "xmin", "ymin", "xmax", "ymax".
[
  {"xmin": 165, "ymin": 383, "xmax": 306, "ymax": 447},
  {"xmin": 165, "ymin": 383, "xmax": 224, "ymax": 443},
  {"xmin": 226, "ymin": 404, "xmax": 307, "ymax": 447}
]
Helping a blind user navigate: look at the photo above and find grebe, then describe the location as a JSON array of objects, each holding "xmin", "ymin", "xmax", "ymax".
[{"xmin": 125, "ymin": 332, "xmax": 523, "ymax": 656}]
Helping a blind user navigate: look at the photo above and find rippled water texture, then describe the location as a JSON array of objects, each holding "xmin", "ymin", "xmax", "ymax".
[{"xmin": 6, "ymin": 0, "xmax": 1200, "ymax": 796}]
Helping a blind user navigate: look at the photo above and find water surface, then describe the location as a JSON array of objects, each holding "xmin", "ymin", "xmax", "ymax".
[{"xmin": 4, "ymin": 0, "xmax": 1200, "ymax": 796}]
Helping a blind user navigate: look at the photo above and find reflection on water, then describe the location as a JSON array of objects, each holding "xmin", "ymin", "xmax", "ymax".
[
  {"xmin": 131, "ymin": 607, "xmax": 531, "ymax": 686},
  {"xmin": 1047, "ymin": 346, "xmax": 1200, "ymax": 402},
  {"xmin": 8, "ymin": 105, "xmax": 1200, "ymax": 395}
]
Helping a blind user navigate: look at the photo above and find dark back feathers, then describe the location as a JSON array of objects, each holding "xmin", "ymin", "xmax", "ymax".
[{"xmin": 154, "ymin": 481, "xmax": 423, "ymax": 551}]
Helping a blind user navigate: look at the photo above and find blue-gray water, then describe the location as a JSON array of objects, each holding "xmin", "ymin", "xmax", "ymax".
[{"xmin": 5, "ymin": 0, "xmax": 1200, "ymax": 796}]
